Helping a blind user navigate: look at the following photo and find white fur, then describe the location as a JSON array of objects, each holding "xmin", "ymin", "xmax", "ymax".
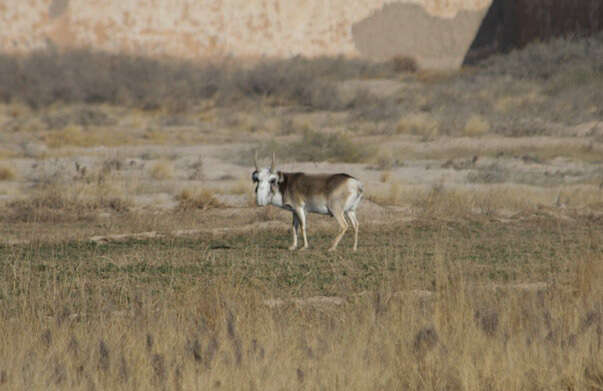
[{"xmin": 254, "ymin": 168, "xmax": 278, "ymax": 206}]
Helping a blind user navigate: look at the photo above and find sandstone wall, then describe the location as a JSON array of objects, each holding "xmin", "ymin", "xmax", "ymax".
[{"xmin": 0, "ymin": 0, "xmax": 492, "ymax": 69}]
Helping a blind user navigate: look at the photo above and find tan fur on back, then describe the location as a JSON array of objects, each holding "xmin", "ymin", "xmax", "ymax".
[{"xmin": 278, "ymin": 172, "xmax": 354, "ymax": 210}]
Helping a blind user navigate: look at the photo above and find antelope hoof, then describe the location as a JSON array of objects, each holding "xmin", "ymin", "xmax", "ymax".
[
  {"xmin": 288, "ymin": 245, "xmax": 297, "ymax": 251},
  {"xmin": 299, "ymin": 246, "xmax": 308, "ymax": 251},
  {"xmin": 328, "ymin": 247, "xmax": 337, "ymax": 252}
]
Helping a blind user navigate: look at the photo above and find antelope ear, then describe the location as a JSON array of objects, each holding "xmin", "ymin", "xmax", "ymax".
[{"xmin": 251, "ymin": 170, "xmax": 259, "ymax": 182}]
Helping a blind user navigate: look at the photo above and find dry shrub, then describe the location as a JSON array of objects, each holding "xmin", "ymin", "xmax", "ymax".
[
  {"xmin": 0, "ymin": 49, "xmax": 410, "ymax": 113},
  {"xmin": 494, "ymin": 91, "xmax": 545, "ymax": 113},
  {"xmin": 385, "ymin": 182, "xmax": 404, "ymax": 205},
  {"xmin": 149, "ymin": 160, "xmax": 174, "ymax": 180},
  {"xmin": 555, "ymin": 184, "xmax": 603, "ymax": 208},
  {"xmin": 371, "ymin": 182, "xmax": 603, "ymax": 216},
  {"xmin": 410, "ymin": 185, "xmax": 472, "ymax": 218},
  {"xmin": 396, "ymin": 113, "xmax": 439, "ymax": 140},
  {"xmin": 187, "ymin": 158, "xmax": 204, "ymax": 180},
  {"xmin": 227, "ymin": 180, "xmax": 251, "ymax": 195},
  {"xmin": 379, "ymin": 171, "xmax": 392, "ymax": 183},
  {"xmin": 0, "ymin": 147, "xmax": 17, "ymax": 160},
  {"xmin": 42, "ymin": 106, "xmax": 116, "ymax": 130},
  {"xmin": 256, "ymin": 129, "xmax": 376, "ymax": 163},
  {"xmin": 390, "ymin": 56, "xmax": 418, "ymax": 73},
  {"xmin": 144, "ymin": 130, "xmax": 168, "ymax": 144},
  {"xmin": 371, "ymin": 182, "xmax": 487, "ymax": 214},
  {"xmin": 412, "ymin": 185, "xmax": 524, "ymax": 216},
  {"xmin": 290, "ymin": 129, "xmax": 376, "ymax": 163},
  {"xmin": 176, "ymin": 188, "xmax": 223, "ymax": 210},
  {"xmin": 0, "ymin": 164, "xmax": 16, "ymax": 180},
  {"xmin": 44, "ymin": 126, "xmax": 90, "ymax": 148},
  {"xmin": 44, "ymin": 126, "xmax": 132, "ymax": 148},
  {"xmin": 3, "ymin": 184, "xmax": 130, "ymax": 223},
  {"xmin": 463, "ymin": 115, "xmax": 490, "ymax": 136},
  {"xmin": 368, "ymin": 182, "xmax": 418, "ymax": 206},
  {"xmin": 373, "ymin": 149, "xmax": 398, "ymax": 171}
]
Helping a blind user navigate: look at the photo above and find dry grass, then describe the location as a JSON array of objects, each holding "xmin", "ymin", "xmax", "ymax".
[
  {"xmin": 379, "ymin": 171, "xmax": 392, "ymax": 183},
  {"xmin": 0, "ymin": 32, "xmax": 601, "ymax": 390},
  {"xmin": 494, "ymin": 91, "xmax": 546, "ymax": 113},
  {"xmin": 0, "ymin": 214, "xmax": 601, "ymax": 390},
  {"xmin": 372, "ymin": 149, "xmax": 399, "ymax": 171},
  {"xmin": 149, "ymin": 160, "xmax": 174, "ymax": 180},
  {"xmin": 2, "ymin": 183, "xmax": 130, "ymax": 224},
  {"xmin": 391, "ymin": 139, "xmax": 603, "ymax": 163},
  {"xmin": 227, "ymin": 179, "xmax": 251, "ymax": 195},
  {"xmin": 44, "ymin": 126, "xmax": 134, "ymax": 148},
  {"xmin": 463, "ymin": 115, "xmax": 490, "ymax": 137},
  {"xmin": 368, "ymin": 183, "xmax": 603, "ymax": 215},
  {"xmin": 396, "ymin": 113, "xmax": 440, "ymax": 140},
  {"xmin": 368, "ymin": 181, "xmax": 407, "ymax": 206},
  {"xmin": 143, "ymin": 130, "xmax": 169, "ymax": 144},
  {"xmin": 176, "ymin": 187, "xmax": 223, "ymax": 210},
  {"xmin": 0, "ymin": 50, "xmax": 402, "ymax": 111},
  {"xmin": 0, "ymin": 34, "xmax": 600, "ymax": 144},
  {"xmin": 255, "ymin": 129, "xmax": 376, "ymax": 163},
  {"xmin": 0, "ymin": 164, "xmax": 16, "ymax": 180},
  {"xmin": 0, "ymin": 147, "xmax": 19, "ymax": 160}
]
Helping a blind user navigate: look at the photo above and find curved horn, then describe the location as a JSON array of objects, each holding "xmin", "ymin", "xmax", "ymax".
[
  {"xmin": 253, "ymin": 149, "xmax": 259, "ymax": 171},
  {"xmin": 270, "ymin": 152, "xmax": 276, "ymax": 173}
]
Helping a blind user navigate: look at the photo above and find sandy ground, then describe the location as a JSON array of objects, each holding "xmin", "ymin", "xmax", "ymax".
[{"xmin": 1, "ymin": 131, "xmax": 602, "ymax": 208}]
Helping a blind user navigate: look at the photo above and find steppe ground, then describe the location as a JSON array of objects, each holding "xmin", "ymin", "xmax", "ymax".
[{"xmin": 0, "ymin": 34, "xmax": 602, "ymax": 390}]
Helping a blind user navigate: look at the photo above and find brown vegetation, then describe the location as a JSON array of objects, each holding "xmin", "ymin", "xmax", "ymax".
[
  {"xmin": 0, "ymin": 164, "xmax": 16, "ymax": 181},
  {"xmin": 0, "ymin": 28, "xmax": 601, "ymax": 391},
  {"xmin": 0, "ymin": 213, "xmax": 601, "ymax": 390},
  {"xmin": 254, "ymin": 129, "xmax": 376, "ymax": 164},
  {"xmin": 148, "ymin": 160, "xmax": 174, "ymax": 180},
  {"xmin": 3, "ymin": 184, "xmax": 130, "ymax": 224},
  {"xmin": 0, "ymin": 50, "xmax": 404, "ymax": 111},
  {"xmin": 176, "ymin": 187, "xmax": 223, "ymax": 210}
]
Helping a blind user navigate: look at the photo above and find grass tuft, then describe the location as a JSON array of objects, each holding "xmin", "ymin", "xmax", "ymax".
[
  {"xmin": 0, "ymin": 164, "xmax": 16, "ymax": 180},
  {"xmin": 176, "ymin": 187, "xmax": 223, "ymax": 210},
  {"xmin": 396, "ymin": 113, "xmax": 440, "ymax": 140},
  {"xmin": 463, "ymin": 114, "xmax": 490, "ymax": 136},
  {"xmin": 149, "ymin": 160, "xmax": 174, "ymax": 180}
]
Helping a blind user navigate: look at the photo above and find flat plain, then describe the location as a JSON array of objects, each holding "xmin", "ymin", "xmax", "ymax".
[{"xmin": 0, "ymin": 34, "xmax": 602, "ymax": 390}]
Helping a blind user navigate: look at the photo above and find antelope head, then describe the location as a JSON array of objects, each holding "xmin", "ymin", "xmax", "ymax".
[{"xmin": 251, "ymin": 151, "xmax": 279, "ymax": 206}]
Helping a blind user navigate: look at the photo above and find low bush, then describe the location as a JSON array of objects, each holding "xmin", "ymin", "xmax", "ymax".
[
  {"xmin": 256, "ymin": 129, "xmax": 376, "ymax": 163},
  {"xmin": 3, "ymin": 185, "xmax": 130, "ymax": 223},
  {"xmin": 176, "ymin": 188, "xmax": 223, "ymax": 210},
  {"xmin": 0, "ymin": 164, "xmax": 16, "ymax": 181}
]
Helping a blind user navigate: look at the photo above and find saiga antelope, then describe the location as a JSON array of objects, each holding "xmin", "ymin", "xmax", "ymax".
[{"xmin": 252, "ymin": 152, "xmax": 363, "ymax": 251}]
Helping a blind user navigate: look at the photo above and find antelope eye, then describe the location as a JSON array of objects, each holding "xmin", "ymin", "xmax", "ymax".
[{"xmin": 270, "ymin": 178, "xmax": 277, "ymax": 185}]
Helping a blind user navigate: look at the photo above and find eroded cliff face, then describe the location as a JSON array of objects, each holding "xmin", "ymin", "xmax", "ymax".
[{"xmin": 0, "ymin": 0, "xmax": 491, "ymax": 69}]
